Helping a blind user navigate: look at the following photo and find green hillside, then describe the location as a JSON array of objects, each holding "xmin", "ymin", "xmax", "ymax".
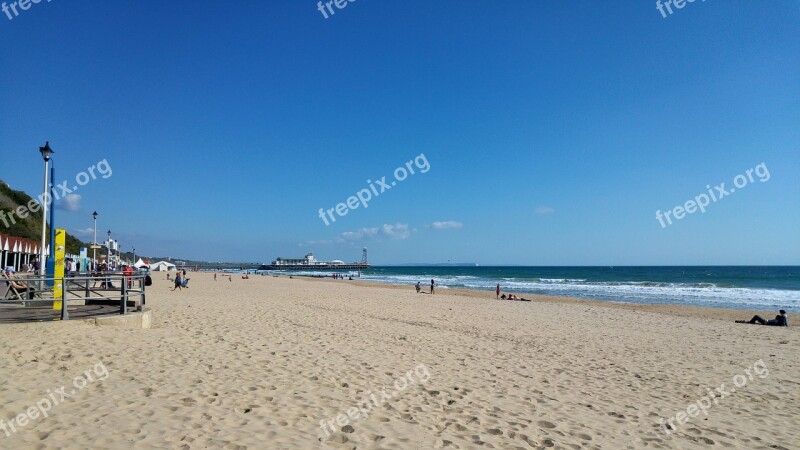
[{"xmin": 0, "ymin": 180, "xmax": 88, "ymax": 255}]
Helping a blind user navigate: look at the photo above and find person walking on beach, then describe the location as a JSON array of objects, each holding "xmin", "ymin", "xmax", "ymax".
[
  {"xmin": 172, "ymin": 272, "xmax": 182, "ymax": 291},
  {"xmin": 496, "ymin": 283, "xmax": 500, "ymax": 299},
  {"xmin": 415, "ymin": 281, "xmax": 421, "ymax": 293},
  {"xmin": 214, "ymin": 272, "xmax": 217, "ymax": 281},
  {"xmin": 430, "ymin": 279, "xmax": 435, "ymax": 295}
]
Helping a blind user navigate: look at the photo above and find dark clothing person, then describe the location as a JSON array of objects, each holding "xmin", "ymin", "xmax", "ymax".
[
  {"xmin": 748, "ymin": 315, "xmax": 787, "ymax": 326},
  {"xmin": 738, "ymin": 310, "xmax": 788, "ymax": 327},
  {"xmin": 173, "ymin": 274, "xmax": 182, "ymax": 291},
  {"xmin": 430, "ymin": 279, "xmax": 435, "ymax": 295}
]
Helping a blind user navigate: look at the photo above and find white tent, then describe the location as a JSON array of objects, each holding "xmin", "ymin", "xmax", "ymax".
[
  {"xmin": 149, "ymin": 261, "xmax": 177, "ymax": 272},
  {"xmin": 133, "ymin": 259, "xmax": 150, "ymax": 269}
]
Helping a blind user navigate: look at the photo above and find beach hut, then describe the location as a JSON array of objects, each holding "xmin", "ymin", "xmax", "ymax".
[{"xmin": 149, "ymin": 261, "xmax": 177, "ymax": 272}]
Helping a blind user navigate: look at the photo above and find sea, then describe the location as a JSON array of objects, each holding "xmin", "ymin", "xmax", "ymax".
[{"xmin": 261, "ymin": 266, "xmax": 800, "ymax": 312}]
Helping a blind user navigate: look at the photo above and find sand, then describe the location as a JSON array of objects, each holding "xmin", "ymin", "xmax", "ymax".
[{"xmin": 0, "ymin": 272, "xmax": 797, "ymax": 449}]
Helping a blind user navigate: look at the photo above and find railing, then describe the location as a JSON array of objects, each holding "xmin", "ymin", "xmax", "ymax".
[{"xmin": 1, "ymin": 272, "xmax": 147, "ymax": 321}]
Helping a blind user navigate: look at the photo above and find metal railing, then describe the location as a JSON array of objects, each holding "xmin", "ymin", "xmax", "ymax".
[{"xmin": 1, "ymin": 272, "xmax": 147, "ymax": 321}]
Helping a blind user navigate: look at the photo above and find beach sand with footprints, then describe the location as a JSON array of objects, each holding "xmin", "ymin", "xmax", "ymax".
[{"xmin": 1, "ymin": 272, "xmax": 797, "ymax": 449}]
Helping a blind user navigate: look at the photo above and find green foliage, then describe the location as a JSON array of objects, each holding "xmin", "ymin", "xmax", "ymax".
[{"xmin": 0, "ymin": 180, "xmax": 88, "ymax": 255}]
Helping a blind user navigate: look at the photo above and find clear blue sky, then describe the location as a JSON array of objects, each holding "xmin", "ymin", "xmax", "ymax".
[{"xmin": 1, "ymin": 0, "xmax": 798, "ymax": 265}]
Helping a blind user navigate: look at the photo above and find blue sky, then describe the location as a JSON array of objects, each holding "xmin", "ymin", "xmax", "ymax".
[{"xmin": 1, "ymin": 0, "xmax": 798, "ymax": 265}]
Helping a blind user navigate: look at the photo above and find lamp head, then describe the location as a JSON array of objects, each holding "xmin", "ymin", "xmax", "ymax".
[
  {"xmin": 39, "ymin": 142, "xmax": 54, "ymax": 161},
  {"xmin": 92, "ymin": 211, "xmax": 98, "ymax": 220}
]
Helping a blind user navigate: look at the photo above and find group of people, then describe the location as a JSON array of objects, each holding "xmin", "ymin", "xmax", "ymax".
[
  {"xmin": 213, "ymin": 273, "xmax": 233, "ymax": 282},
  {"xmin": 415, "ymin": 279, "xmax": 436, "ymax": 294},
  {"xmin": 172, "ymin": 269, "xmax": 190, "ymax": 291}
]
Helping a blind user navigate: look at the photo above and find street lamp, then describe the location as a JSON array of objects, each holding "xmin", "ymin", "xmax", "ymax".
[
  {"xmin": 92, "ymin": 211, "xmax": 98, "ymax": 270},
  {"xmin": 107, "ymin": 230, "xmax": 111, "ymax": 269},
  {"xmin": 132, "ymin": 247, "xmax": 136, "ymax": 265},
  {"xmin": 38, "ymin": 142, "xmax": 54, "ymax": 281}
]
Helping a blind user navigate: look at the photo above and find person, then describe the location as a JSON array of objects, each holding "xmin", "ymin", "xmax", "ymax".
[
  {"xmin": 431, "ymin": 279, "xmax": 435, "ymax": 295},
  {"xmin": 214, "ymin": 272, "xmax": 217, "ymax": 281},
  {"xmin": 737, "ymin": 310, "xmax": 788, "ymax": 326},
  {"xmin": 172, "ymin": 272, "xmax": 182, "ymax": 291},
  {"xmin": 415, "ymin": 281, "xmax": 421, "ymax": 293},
  {"xmin": 496, "ymin": 283, "xmax": 500, "ymax": 299},
  {"xmin": 4, "ymin": 267, "xmax": 35, "ymax": 300},
  {"xmin": 123, "ymin": 265, "xmax": 134, "ymax": 288}
]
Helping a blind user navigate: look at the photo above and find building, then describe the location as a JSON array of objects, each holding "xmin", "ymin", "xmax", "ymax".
[
  {"xmin": 0, "ymin": 233, "xmax": 45, "ymax": 272},
  {"xmin": 271, "ymin": 253, "xmax": 324, "ymax": 266}
]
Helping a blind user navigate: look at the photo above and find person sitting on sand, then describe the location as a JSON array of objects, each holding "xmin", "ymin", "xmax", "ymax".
[{"xmin": 736, "ymin": 310, "xmax": 788, "ymax": 326}]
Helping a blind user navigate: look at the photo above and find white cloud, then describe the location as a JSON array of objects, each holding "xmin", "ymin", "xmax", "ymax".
[
  {"xmin": 339, "ymin": 223, "xmax": 410, "ymax": 242},
  {"xmin": 381, "ymin": 223, "xmax": 410, "ymax": 240},
  {"xmin": 306, "ymin": 239, "xmax": 334, "ymax": 246},
  {"xmin": 72, "ymin": 227, "xmax": 94, "ymax": 238},
  {"xmin": 430, "ymin": 220, "xmax": 463, "ymax": 230},
  {"xmin": 304, "ymin": 223, "xmax": 414, "ymax": 247},
  {"xmin": 534, "ymin": 207, "xmax": 555, "ymax": 215},
  {"xmin": 56, "ymin": 194, "xmax": 82, "ymax": 212},
  {"xmin": 341, "ymin": 227, "xmax": 379, "ymax": 241}
]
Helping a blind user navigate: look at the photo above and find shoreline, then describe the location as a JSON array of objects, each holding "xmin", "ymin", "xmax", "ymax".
[{"xmin": 286, "ymin": 274, "xmax": 792, "ymax": 323}]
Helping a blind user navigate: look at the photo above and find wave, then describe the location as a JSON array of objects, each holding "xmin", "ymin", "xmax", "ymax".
[{"xmin": 358, "ymin": 273, "xmax": 800, "ymax": 311}]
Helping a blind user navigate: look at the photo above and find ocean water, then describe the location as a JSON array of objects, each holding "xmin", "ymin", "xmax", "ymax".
[{"xmin": 313, "ymin": 266, "xmax": 800, "ymax": 312}]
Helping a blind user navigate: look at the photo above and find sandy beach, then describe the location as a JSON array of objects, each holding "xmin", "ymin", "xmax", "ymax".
[{"xmin": 1, "ymin": 273, "xmax": 797, "ymax": 449}]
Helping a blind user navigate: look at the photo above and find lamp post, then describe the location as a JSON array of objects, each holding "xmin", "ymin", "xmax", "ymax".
[
  {"xmin": 132, "ymin": 247, "xmax": 136, "ymax": 265},
  {"xmin": 92, "ymin": 211, "xmax": 98, "ymax": 270},
  {"xmin": 107, "ymin": 230, "xmax": 112, "ymax": 269},
  {"xmin": 38, "ymin": 142, "xmax": 54, "ymax": 282}
]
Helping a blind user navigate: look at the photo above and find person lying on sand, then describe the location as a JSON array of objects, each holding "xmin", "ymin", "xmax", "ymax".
[
  {"xmin": 500, "ymin": 294, "xmax": 530, "ymax": 301},
  {"xmin": 736, "ymin": 310, "xmax": 788, "ymax": 326}
]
